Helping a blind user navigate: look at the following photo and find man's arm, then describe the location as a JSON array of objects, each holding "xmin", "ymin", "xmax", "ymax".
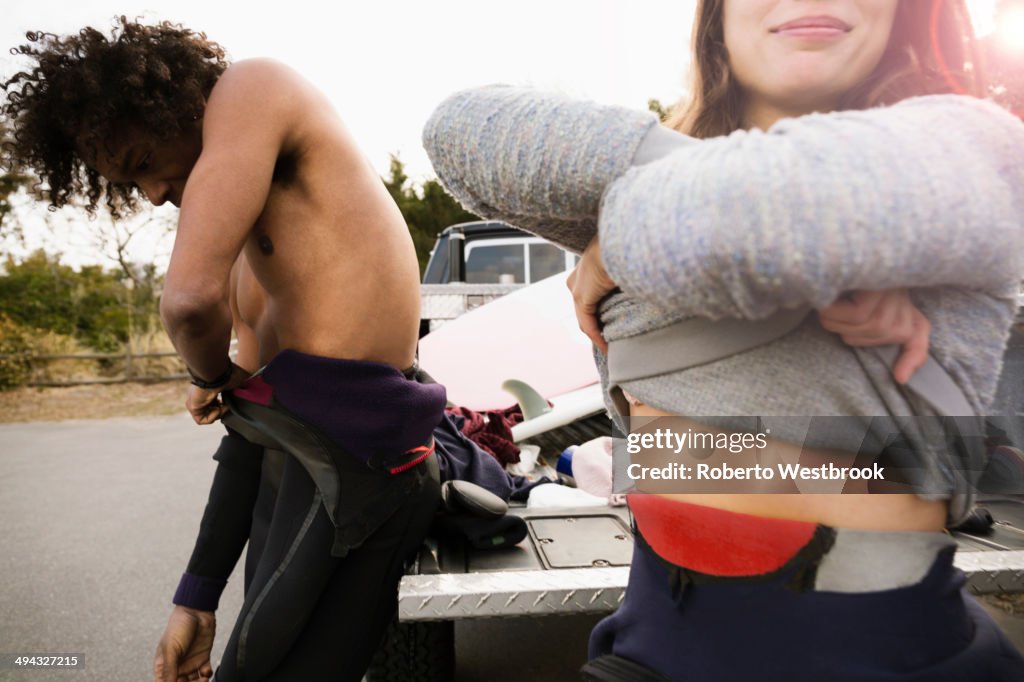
[
  {"xmin": 160, "ymin": 59, "xmax": 302, "ymax": 382},
  {"xmin": 176, "ymin": 258, "xmax": 263, "ymax": 608},
  {"xmin": 184, "ymin": 258, "xmax": 261, "ymax": 424},
  {"xmin": 157, "ymin": 272, "xmax": 263, "ymax": 681}
]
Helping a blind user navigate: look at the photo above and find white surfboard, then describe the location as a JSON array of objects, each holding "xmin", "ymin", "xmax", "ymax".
[{"xmin": 419, "ymin": 271, "xmax": 600, "ymax": 412}]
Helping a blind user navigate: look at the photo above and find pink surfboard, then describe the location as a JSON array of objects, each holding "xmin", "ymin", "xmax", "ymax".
[{"xmin": 418, "ymin": 272, "xmax": 600, "ymax": 411}]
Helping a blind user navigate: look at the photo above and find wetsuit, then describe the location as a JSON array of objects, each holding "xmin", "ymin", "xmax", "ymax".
[
  {"xmin": 581, "ymin": 496, "xmax": 1024, "ymax": 682},
  {"xmin": 173, "ymin": 351, "xmax": 445, "ymax": 681}
]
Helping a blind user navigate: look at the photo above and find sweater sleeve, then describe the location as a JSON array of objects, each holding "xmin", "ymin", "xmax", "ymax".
[
  {"xmin": 422, "ymin": 85, "xmax": 659, "ymax": 253},
  {"xmin": 599, "ymin": 95, "xmax": 1024, "ymax": 319}
]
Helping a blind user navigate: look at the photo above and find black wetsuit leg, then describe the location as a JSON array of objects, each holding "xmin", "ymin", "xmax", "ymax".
[
  {"xmin": 243, "ymin": 448, "xmax": 283, "ymax": 592},
  {"xmin": 215, "ymin": 451, "xmax": 440, "ymax": 681}
]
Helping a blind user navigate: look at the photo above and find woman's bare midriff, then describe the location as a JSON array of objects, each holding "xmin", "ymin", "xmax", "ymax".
[{"xmin": 630, "ymin": 403, "xmax": 947, "ymax": 532}]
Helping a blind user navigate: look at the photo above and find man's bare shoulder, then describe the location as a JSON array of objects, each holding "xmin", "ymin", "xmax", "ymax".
[
  {"xmin": 213, "ymin": 58, "xmax": 310, "ymax": 97},
  {"xmin": 202, "ymin": 59, "xmax": 330, "ymax": 141}
]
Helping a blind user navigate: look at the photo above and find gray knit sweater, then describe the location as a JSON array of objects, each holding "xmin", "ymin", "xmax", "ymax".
[{"xmin": 423, "ymin": 86, "xmax": 1024, "ymax": 506}]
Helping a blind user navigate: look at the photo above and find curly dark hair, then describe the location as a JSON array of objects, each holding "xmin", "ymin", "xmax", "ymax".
[{"xmin": 1, "ymin": 17, "xmax": 228, "ymax": 216}]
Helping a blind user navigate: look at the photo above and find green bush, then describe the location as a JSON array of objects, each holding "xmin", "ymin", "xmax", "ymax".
[
  {"xmin": 0, "ymin": 250, "xmax": 161, "ymax": 352},
  {"xmin": 0, "ymin": 314, "xmax": 33, "ymax": 390}
]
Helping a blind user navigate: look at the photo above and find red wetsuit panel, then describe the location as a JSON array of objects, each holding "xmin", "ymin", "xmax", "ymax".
[
  {"xmin": 628, "ymin": 494, "xmax": 817, "ymax": 576},
  {"xmin": 234, "ymin": 375, "xmax": 273, "ymax": 406}
]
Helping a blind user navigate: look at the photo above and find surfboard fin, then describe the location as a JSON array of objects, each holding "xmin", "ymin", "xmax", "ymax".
[{"xmin": 501, "ymin": 379, "xmax": 552, "ymax": 421}]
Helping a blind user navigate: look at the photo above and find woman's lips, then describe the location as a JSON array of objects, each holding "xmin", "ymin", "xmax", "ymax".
[
  {"xmin": 771, "ymin": 15, "xmax": 851, "ymax": 39},
  {"xmin": 776, "ymin": 26, "xmax": 845, "ymax": 38}
]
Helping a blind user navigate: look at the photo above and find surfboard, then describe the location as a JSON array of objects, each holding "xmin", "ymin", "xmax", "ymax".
[{"xmin": 418, "ymin": 271, "xmax": 600, "ymax": 412}]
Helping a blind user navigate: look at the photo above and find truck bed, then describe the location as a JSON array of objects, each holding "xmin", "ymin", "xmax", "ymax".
[
  {"xmin": 954, "ymin": 497, "xmax": 1024, "ymax": 594},
  {"xmin": 399, "ymin": 499, "xmax": 1024, "ymax": 623}
]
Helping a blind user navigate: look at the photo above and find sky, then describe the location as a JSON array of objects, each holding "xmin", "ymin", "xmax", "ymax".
[
  {"xmin": 0, "ymin": 0, "xmax": 1003, "ymax": 269},
  {"xmin": 1, "ymin": 0, "xmax": 698, "ymax": 180}
]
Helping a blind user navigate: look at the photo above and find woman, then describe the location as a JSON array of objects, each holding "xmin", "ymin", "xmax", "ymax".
[{"xmin": 423, "ymin": 0, "xmax": 1024, "ymax": 679}]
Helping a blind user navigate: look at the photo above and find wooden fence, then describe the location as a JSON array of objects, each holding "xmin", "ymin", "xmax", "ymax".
[{"xmin": 0, "ymin": 349, "xmax": 187, "ymax": 387}]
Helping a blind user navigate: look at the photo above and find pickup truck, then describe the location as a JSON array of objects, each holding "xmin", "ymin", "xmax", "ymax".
[
  {"xmin": 422, "ymin": 221, "xmax": 577, "ymax": 287},
  {"xmin": 419, "ymin": 221, "xmax": 577, "ymax": 336}
]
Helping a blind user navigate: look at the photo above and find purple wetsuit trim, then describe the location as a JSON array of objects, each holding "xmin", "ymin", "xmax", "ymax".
[
  {"xmin": 173, "ymin": 572, "xmax": 227, "ymax": 612},
  {"xmin": 255, "ymin": 350, "xmax": 447, "ymax": 465}
]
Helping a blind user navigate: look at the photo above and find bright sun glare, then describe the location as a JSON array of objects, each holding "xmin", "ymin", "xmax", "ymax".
[
  {"xmin": 967, "ymin": 0, "xmax": 1024, "ymax": 52},
  {"xmin": 966, "ymin": 0, "xmax": 998, "ymax": 35},
  {"xmin": 995, "ymin": 4, "xmax": 1024, "ymax": 52}
]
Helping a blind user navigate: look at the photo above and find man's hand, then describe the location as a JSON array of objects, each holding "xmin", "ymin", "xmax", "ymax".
[
  {"xmin": 567, "ymin": 235, "xmax": 618, "ymax": 355},
  {"xmin": 818, "ymin": 289, "xmax": 931, "ymax": 384},
  {"xmin": 186, "ymin": 364, "xmax": 250, "ymax": 425},
  {"xmin": 154, "ymin": 605, "xmax": 216, "ymax": 682}
]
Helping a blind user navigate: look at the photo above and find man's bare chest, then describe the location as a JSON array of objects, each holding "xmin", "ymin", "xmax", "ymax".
[{"xmin": 245, "ymin": 154, "xmax": 315, "ymax": 263}]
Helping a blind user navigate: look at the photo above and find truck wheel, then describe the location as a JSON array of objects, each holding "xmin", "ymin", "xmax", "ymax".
[{"xmin": 365, "ymin": 618, "xmax": 455, "ymax": 682}]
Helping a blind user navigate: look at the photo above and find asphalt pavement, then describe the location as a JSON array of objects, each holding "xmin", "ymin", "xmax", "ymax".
[{"xmin": 0, "ymin": 414, "xmax": 241, "ymax": 682}]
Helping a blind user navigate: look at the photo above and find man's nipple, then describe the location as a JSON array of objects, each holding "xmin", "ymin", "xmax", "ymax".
[{"xmin": 258, "ymin": 234, "xmax": 274, "ymax": 255}]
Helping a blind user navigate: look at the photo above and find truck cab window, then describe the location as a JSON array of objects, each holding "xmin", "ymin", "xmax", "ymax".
[
  {"xmin": 465, "ymin": 243, "xmax": 526, "ymax": 284},
  {"xmin": 529, "ymin": 243, "xmax": 567, "ymax": 283}
]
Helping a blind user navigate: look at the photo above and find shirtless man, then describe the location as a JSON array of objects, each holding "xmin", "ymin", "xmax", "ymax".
[{"xmin": 3, "ymin": 20, "xmax": 444, "ymax": 680}]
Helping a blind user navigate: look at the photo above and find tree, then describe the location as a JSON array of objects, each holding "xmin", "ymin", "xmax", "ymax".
[
  {"xmin": 0, "ymin": 119, "xmax": 29, "ymax": 238},
  {"xmin": 382, "ymin": 155, "xmax": 478, "ymax": 273},
  {"xmin": 0, "ymin": 172, "xmax": 26, "ymax": 230},
  {"xmin": 89, "ymin": 210, "xmax": 175, "ymax": 289},
  {"xmin": 648, "ymin": 98, "xmax": 671, "ymax": 122},
  {"xmin": 0, "ymin": 250, "xmax": 157, "ymax": 352}
]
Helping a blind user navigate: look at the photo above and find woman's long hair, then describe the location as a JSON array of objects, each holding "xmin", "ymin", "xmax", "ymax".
[{"xmin": 669, "ymin": 0, "xmax": 986, "ymax": 138}]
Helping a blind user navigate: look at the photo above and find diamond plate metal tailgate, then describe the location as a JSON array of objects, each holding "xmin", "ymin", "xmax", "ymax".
[{"xmin": 398, "ymin": 500, "xmax": 1024, "ymax": 622}]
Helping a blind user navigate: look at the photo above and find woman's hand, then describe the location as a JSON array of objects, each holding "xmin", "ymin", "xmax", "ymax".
[
  {"xmin": 567, "ymin": 236, "xmax": 618, "ymax": 355},
  {"xmin": 818, "ymin": 289, "xmax": 931, "ymax": 384}
]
